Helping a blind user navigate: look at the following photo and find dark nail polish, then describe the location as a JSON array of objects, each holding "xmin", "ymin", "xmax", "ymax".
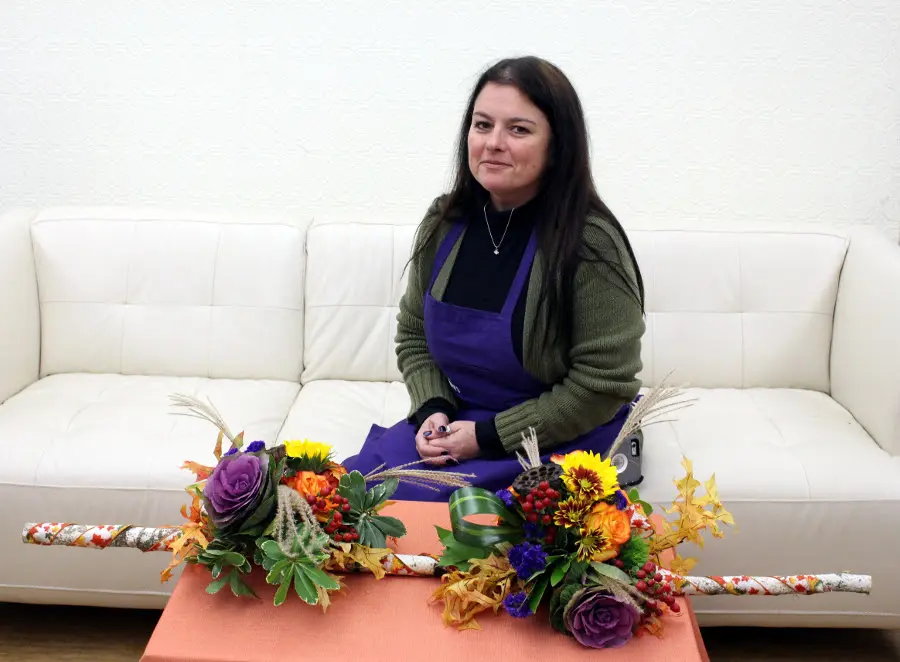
[
  {"xmin": 438, "ymin": 426, "xmax": 449, "ymax": 433},
  {"xmin": 440, "ymin": 450, "xmax": 450, "ymax": 456},
  {"xmin": 447, "ymin": 458, "xmax": 459, "ymax": 466},
  {"xmin": 423, "ymin": 431, "xmax": 432, "ymax": 437}
]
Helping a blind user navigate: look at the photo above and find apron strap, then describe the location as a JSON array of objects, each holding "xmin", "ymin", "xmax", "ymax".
[
  {"xmin": 427, "ymin": 221, "xmax": 466, "ymax": 291},
  {"xmin": 500, "ymin": 227, "xmax": 539, "ymax": 317}
]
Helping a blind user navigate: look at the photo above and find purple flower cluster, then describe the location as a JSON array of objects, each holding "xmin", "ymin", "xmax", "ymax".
[
  {"xmin": 507, "ymin": 542, "xmax": 548, "ymax": 580},
  {"xmin": 614, "ymin": 490, "xmax": 629, "ymax": 511},
  {"xmin": 502, "ymin": 591, "xmax": 533, "ymax": 618},
  {"xmin": 223, "ymin": 440, "xmax": 266, "ymax": 457},
  {"xmin": 495, "ymin": 488, "xmax": 516, "ymax": 510}
]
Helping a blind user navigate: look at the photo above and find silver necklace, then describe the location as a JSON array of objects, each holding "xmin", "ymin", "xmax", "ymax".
[{"xmin": 484, "ymin": 202, "xmax": 515, "ymax": 255}]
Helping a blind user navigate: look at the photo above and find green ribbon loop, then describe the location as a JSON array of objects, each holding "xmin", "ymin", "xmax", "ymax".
[{"xmin": 448, "ymin": 487, "xmax": 525, "ymax": 547}]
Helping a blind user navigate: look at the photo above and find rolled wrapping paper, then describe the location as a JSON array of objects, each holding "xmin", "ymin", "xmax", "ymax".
[
  {"xmin": 22, "ymin": 522, "xmax": 440, "ymax": 577},
  {"xmin": 22, "ymin": 523, "xmax": 871, "ymax": 594},
  {"xmin": 658, "ymin": 570, "xmax": 872, "ymax": 597},
  {"xmin": 23, "ymin": 522, "xmax": 181, "ymax": 552}
]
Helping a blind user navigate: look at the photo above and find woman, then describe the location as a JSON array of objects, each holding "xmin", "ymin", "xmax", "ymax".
[{"xmin": 342, "ymin": 56, "xmax": 646, "ymax": 501}]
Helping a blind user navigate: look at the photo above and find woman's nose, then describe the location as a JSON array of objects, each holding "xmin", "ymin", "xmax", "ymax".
[{"xmin": 486, "ymin": 127, "xmax": 506, "ymax": 151}]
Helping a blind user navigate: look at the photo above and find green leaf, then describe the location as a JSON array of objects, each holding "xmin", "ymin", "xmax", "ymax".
[
  {"xmin": 239, "ymin": 492, "xmax": 276, "ymax": 534},
  {"xmin": 550, "ymin": 558, "xmax": 572, "ymax": 587},
  {"xmin": 229, "ymin": 572, "xmax": 257, "ymax": 598},
  {"xmin": 301, "ymin": 564, "xmax": 340, "ymax": 591},
  {"xmin": 527, "ymin": 574, "xmax": 551, "ymax": 614},
  {"xmin": 205, "ymin": 574, "xmax": 230, "ymax": 595},
  {"xmin": 636, "ymin": 500, "xmax": 654, "ymax": 515},
  {"xmin": 370, "ymin": 515, "xmax": 406, "ymax": 539},
  {"xmin": 260, "ymin": 540, "xmax": 286, "ymax": 561},
  {"xmin": 221, "ymin": 552, "xmax": 246, "ymax": 567},
  {"xmin": 338, "ymin": 471, "xmax": 368, "ymax": 512},
  {"xmin": 379, "ymin": 477, "xmax": 399, "ymax": 500},
  {"xmin": 266, "ymin": 559, "xmax": 290, "ymax": 585},
  {"xmin": 448, "ymin": 487, "xmax": 524, "ymax": 547},
  {"xmin": 565, "ymin": 559, "xmax": 589, "ymax": 584},
  {"xmin": 434, "ymin": 527, "xmax": 493, "ymax": 570},
  {"xmin": 590, "ymin": 561, "xmax": 633, "ymax": 585},
  {"xmin": 628, "ymin": 488, "xmax": 641, "ymax": 502},
  {"xmin": 273, "ymin": 579, "xmax": 290, "ymax": 607},
  {"xmin": 293, "ymin": 566, "xmax": 319, "ymax": 605},
  {"xmin": 211, "ymin": 561, "xmax": 225, "ymax": 579},
  {"xmin": 356, "ymin": 518, "xmax": 386, "ymax": 548}
]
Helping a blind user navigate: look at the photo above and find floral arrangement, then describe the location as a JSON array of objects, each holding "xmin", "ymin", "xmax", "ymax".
[
  {"xmin": 431, "ymin": 385, "xmax": 736, "ymax": 649},
  {"xmin": 160, "ymin": 395, "xmax": 472, "ymax": 608}
]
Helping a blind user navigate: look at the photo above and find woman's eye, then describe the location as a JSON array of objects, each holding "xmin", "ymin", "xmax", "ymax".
[
  {"xmin": 474, "ymin": 121, "xmax": 491, "ymax": 130},
  {"xmin": 511, "ymin": 126, "xmax": 530, "ymax": 135}
]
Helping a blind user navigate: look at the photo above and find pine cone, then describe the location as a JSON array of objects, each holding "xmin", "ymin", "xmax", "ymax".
[{"xmin": 512, "ymin": 462, "xmax": 564, "ymax": 495}]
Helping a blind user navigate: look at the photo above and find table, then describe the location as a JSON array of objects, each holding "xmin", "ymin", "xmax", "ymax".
[{"xmin": 141, "ymin": 501, "xmax": 709, "ymax": 662}]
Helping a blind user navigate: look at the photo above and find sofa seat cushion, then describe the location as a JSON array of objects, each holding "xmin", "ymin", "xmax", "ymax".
[
  {"xmin": 277, "ymin": 380, "xmax": 411, "ymax": 462},
  {"xmin": 0, "ymin": 373, "xmax": 299, "ymax": 607},
  {"xmin": 639, "ymin": 387, "xmax": 899, "ymax": 502},
  {"xmin": 280, "ymin": 381, "xmax": 900, "ymax": 626}
]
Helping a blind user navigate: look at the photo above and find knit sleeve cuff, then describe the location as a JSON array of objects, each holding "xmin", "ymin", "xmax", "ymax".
[
  {"xmin": 410, "ymin": 398, "xmax": 457, "ymax": 427},
  {"xmin": 475, "ymin": 418, "xmax": 505, "ymax": 458},
  {"xmin": 494, "ymin": 405, "xmax": 548, "ymax": 455}
]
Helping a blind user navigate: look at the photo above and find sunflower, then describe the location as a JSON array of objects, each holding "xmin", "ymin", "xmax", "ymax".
[
  {"xmin": 284, "ymin": 439, "xmax": 334, "ymax": 473},
  {"xmin": 553, "ymin": 497, "xmax": 590, "ymax": 530},
  {"xmin": 559, "ymin": 450, "xmax": 619, "ymax": 501},
  {"xmin": 574, "ymin": 526, "xmax": 619, "ymax": 563}
]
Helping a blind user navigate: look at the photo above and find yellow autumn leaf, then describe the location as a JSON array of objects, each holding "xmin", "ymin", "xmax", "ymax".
[
  {"xmin": 325, "ymin": 543, "xmax": 394, "ymax": 580},
  {"xmin": 430, "ymin": 554, "xmax": 517, "ymax": 630},
  {"xmin": 650, "ymin": 455, "xmax": 736, "ymax": 559},
  {"xmin": 669, "ymin": 554, "xmax": 697, "ymax": 576},
  {"xmin": 213, "ymin": 430, "xmax": 224, "ymax": 461}
]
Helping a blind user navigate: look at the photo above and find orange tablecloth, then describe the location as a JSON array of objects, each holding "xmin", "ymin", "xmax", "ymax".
[{"xmin": 141, "ymin": 501, "xmax": 708, "ymax": 662}]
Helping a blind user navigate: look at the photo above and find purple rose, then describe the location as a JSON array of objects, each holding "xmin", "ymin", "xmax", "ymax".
[
  {"xmin": 564, "ymin": 587, "xmax": 639, "ymax": 649},
  {"xmin": 203, "ymin": 451, "xmax": 270, "ymax": 530}
]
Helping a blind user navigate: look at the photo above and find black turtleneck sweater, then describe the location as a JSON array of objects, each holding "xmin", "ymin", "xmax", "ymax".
[{"xmin": 413, "ymin": 196, "xmax": 538, "ymax": 458}]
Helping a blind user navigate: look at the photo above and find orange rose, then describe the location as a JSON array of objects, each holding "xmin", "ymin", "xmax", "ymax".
[
  {"xmin": 585, "ymin": 502, "xmax": 631, "ymax": 546},
  {"xmin": 292, "ymin": 471, "xmax": 328, "ymax": 498}
]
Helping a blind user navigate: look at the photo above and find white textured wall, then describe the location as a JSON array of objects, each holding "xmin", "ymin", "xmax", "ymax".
[{"xmin": 2, "ymin": 2, "xmax": 898, "ymax": 239}]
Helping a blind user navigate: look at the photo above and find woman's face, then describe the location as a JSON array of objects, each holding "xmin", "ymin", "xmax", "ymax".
[{"xmin": 467, "ymin": 82, "xmax": 552, "ymax": 210}]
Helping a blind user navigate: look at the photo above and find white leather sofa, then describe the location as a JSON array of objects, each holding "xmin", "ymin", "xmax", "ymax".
[{"xmin": 2, "ymin": 206, "xmax": 898, "ymax": 629}]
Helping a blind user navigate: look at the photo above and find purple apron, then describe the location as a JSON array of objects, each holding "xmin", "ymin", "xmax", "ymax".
[{"xmin": 342, "ymin": 220, "xmax": 632, "ymax": 501}]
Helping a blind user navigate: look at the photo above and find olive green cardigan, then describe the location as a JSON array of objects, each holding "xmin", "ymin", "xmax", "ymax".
[{"xmin": 395, "ymin": 197, "xmax": 646, "ymax": 454}]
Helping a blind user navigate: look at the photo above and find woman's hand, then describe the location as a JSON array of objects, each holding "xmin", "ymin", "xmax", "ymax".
[
  {"xmin": 429, "ymin": 421, "xmax": 481, "ymax": 464},
  {"xmin": 415, "ymin": 413, "xmax": 452, "ymax": 464}
]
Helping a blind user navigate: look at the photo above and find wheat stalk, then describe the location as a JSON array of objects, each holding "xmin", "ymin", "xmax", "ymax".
[
  {"xmin": 515, "ymin": 427, "xmax": 542, "ymax": 470},
  {"xmin": 603, "ymin": 371, "xmax": 695, "ymax": 460},
  {"xmin": 168, "ymin": 394, "xmax": 235, "ymax": 443}
]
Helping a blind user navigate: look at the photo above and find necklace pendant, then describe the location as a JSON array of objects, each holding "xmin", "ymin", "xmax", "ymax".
[{"xmin": 493, "ymin": 248, "xmax": 499, "ymax": 255}]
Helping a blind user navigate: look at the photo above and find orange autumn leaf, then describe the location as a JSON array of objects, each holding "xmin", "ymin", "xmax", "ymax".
[{"xmin": 181, "ymin": 460, "xmax": 215, "ymax": 482}]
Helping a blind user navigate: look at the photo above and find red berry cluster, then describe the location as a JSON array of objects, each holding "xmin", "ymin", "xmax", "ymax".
[
  {"xmin": 304, "ymin": 486, "xmax": 357, "ymax": 543},
  {"xmin": 519, "ymin": 481, "xmax": 560, "ymax": 544},
  {"xmin": 615, "ymin": 560, "xmax": 680, "ymax": 615}
]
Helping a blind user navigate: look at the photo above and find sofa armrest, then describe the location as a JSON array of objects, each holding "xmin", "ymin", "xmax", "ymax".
[
  {"xmin": 0, "ymin": 208, "xmax": 40, "ymax": 403},
  {"xmin": 831, "ymin": 226, "xmax": 900, "ymax": 455}
]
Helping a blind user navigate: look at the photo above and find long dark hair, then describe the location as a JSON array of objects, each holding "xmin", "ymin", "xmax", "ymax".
[{"xmin": 415, "ymin": 56, "xmax": 645, "ymax": 348}]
